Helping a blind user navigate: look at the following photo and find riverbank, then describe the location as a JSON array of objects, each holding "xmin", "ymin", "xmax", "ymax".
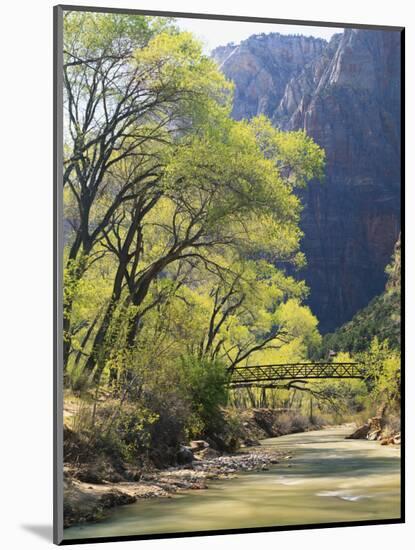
[
  {"xmin": 63, "ymin": 400, "xmax": 401, "ymax": 530},
  {"xmin": 64, "ymin": 426, "xmax": 401, "ymax": 539},
  {"xmin": 64, "ymin": 444, "xmax": 291, "ymax": 527},
  {"xmin": 346, "ymin": 411, "xmax": 401, "ymax": 445},
  {"xmin": 63, "ymin": 406, "xmax": 325, "ymax": 527}
]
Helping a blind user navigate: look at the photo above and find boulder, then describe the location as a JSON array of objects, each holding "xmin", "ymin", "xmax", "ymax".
[
  {"xmin": 346, "ymin": 423, "xmax": 370, "ymax": 439},
  {"xmin": 190, "ymin": 440, "xmax": 210, "ymax": 452},
  {"xmin": 368, "ymin": 416, "xmax": 384, "ymax": 433},
  {"xmin": 195, "ymin": 447, "xmax": 221, "ymax": 460},
  {"xmin": 243, "ymin": 438, "xmax": 260, "ymax": 447},
  {"xmin": 368, "ymin": 429, "xmax": 381, "ymax": 441},
  {"xmin": 176, "ymin": 445, "xmax": 194, "ymax": 465}
]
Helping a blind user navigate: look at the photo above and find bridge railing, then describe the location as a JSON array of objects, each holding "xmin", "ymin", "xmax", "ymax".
[{"xmin": 229, "ymin": 362, "xmax": 364, "ymax": 386}]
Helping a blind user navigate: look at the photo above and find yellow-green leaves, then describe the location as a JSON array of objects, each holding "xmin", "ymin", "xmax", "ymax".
[
  {"xmin": 63, "ymin": 13, "xmax": 327, "ymax": 387},
  {"xmin": 133, "ymin": 31, "xmax": 233, "ymax": 122},
  {"xmin": 63, "ymin": 11, "xmax": 172, "ymax": 55},
  {"xmin": 362, "ymin": 338, "xmax": 400, "ymax": 405},
  {"xmin": 250, "ymin": 115, "xmax": 325, "ymax": 188}
]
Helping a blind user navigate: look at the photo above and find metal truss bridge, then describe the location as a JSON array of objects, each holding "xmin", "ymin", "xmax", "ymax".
[{"xmin": 229, "ymin": 362, "xmax": 365, "ymax": 388}]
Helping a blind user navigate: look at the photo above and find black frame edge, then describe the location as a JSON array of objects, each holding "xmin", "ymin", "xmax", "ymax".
[{"xmin": 400, "ymin": 26, "xmax": 405, "ymax": 524}]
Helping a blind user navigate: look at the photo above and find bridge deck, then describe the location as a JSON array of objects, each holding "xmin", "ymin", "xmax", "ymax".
[{"xmin": 229, "ymin": 362, "xmax": 364, "ymax": 387}]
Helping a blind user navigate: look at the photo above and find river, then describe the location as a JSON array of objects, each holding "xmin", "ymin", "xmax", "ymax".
[{"xmin": 64, "ymin": 426, "xmax": 401, "ymax": 540}]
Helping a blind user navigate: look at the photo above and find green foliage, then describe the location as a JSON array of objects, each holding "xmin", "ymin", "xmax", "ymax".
[
  {"xmin": 113, "ymin": 407, "xmax": 159, "ymax": 462},
  {"xmin": 360, "ymin": 338, "xmax": 400, "ymax": 406},
  {"xmin": 250, "ymin": 115, "xmax": 325, "ymax": 189},
  {"xmin": 62, "ymin": 12, "xmax": 328, "ymax": 463},
  {"xmin": 318, "ymin": 237, "xmax": 401, "ymax": 356},
  {"xmin": 178, "ymin": 355, "xmax": 230, "ymax": 438},
  {"xmin": 63, "ymin": 11, "xmax": 175, "ymax": 53},
  {"xmin": 90, "ymin": 408, "xmax": 155, "ymax": 464}
]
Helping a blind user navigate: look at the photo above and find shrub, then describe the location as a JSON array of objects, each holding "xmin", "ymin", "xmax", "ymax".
[{"xmin": 178, "ymin": 355, "xmax": 230, "ymax": 439}]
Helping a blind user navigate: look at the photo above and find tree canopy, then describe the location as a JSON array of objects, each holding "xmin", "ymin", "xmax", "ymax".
[{"xmin": 63, "ymin": 12, "xmax": 326, "ymax": 393}]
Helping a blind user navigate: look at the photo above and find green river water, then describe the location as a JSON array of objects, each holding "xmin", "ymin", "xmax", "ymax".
[{"xmin": 64, "ymin": 426, "xmax": 401, "ymax": 540}]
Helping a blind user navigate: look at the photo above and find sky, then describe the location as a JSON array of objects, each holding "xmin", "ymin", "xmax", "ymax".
[{"xmin": 175, "ymin": 18, "xmax": 341, "ymax": 53}]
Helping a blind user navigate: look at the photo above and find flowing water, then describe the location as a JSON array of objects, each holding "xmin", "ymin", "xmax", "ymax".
[{"xmin": 64, "ymin": 426, "xmax": 401, "ymax": 540}]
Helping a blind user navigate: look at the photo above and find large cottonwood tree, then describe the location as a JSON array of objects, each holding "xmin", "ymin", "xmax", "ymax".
[{"xmin": 63, "ymin": 12, "xmax": 325, "ymax": 388}]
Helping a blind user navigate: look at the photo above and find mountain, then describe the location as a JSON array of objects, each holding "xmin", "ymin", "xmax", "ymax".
[
  {"xmin": 212, "ymin": 33, "xmax": 327, "ymax": 121},
  {"xmin": 212, "ymin": 29, "xmax": 401, "ymax": 332},
  {"xmin": 320, "ymin": 236, "xmax": 401, "ymax": 354}
]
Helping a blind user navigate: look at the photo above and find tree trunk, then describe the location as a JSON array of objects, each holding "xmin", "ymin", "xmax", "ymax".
[
  {"xmin": 63, "ymin": 233, "xmax": 87, "ymax": 371},
  {"xmin": 82, "ymin": 264, "xmax": 126, "ymax": 382}
]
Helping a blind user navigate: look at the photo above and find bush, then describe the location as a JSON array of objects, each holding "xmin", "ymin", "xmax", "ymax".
[
  {"xmin": 360, "ymin": 338, "xmax": 400, "ymax": 406},
  {"xmin": 178, "ymin": 355, "xmax": 230, "ymax": 439},
  {"xmin": 143, "ymin": 392, "xmax": 189, "ymax": 467}
]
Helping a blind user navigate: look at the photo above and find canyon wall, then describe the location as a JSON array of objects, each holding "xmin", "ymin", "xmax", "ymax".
[{"xmin": 213, "ymin": 29, "xmax": 401, "ymax": 332}]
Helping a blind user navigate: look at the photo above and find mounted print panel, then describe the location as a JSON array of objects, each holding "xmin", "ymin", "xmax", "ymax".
[{"xmin": 53, "ymin": 4, "xmax": 404, "ymax": 545}]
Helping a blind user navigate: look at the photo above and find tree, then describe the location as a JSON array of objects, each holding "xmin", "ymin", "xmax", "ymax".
[
  {"xmin": 63, "ymin": 14, "xmax": 325, "ymax": 389},
  {"xmin": 362, "ymin": 338, "xmax": 400, "ymax": 408},
  {"xmin": 79, "ymin": 116, "xmax": 324, "ymax": 383},
  {"xmin": 63, "ymin": 14, "xmax": 232, "ymax": 368}
]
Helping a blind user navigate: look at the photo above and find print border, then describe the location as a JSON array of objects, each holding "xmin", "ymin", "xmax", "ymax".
[{"xmin": 53, "ymin": 4, "xmax": 405, "ymax": 545}]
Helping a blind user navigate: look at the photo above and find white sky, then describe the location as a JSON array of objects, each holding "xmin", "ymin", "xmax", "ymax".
[{"xmin": 175, "ymin": 18, "xmax": 341, "ymax": 53}]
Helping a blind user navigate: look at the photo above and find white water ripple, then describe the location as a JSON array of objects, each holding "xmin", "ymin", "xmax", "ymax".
[{"xmin": 316, "ymin": 490, "xmax": 371, "ymax": 502}]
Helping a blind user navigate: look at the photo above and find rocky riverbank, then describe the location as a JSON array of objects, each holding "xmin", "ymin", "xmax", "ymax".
[
  {"xmin": 63, "ymin": 406, "xmax": 323, "ymax": 528},
  {"xmin": 64, "ymin": 443, "xmax": 291, "ymax": 528},
  {"xmin": 346, "ymin": 414, "xmax": 401, "ymax": 445}
]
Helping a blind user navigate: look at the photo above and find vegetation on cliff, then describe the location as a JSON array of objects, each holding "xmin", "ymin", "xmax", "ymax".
[
  {"xmin": 314, "ymin": 239, "xmax": 401, "ymax": 440},
  {"xmin": 320, "ymin": 237, "xmax": 401, "ymax": 355}
]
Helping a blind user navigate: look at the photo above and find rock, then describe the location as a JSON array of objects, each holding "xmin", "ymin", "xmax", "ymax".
[
  {"xmin": 368, "ymin": 430, "xmax": 381, "ymax": 441},
  {"xmin": 368, "ymin": 416, "xmax": 384, "ymax": 433},
  {"xmin": 214, "ymin": 29, "xmax": 401, "ymax": 332},
  {"xmin": 176, "ymin": 445, "xmax": 194, "ymax": 465},
  {"xmin": 100, "ymin": 491, "xmax": 136, "ymax": 508},
  {"xmin": 76, "ymin": 462, "xmax": 125, "ymax": 484},
  {"xmin": 76, "ymin": 468, "xmax": 104, "ymax": 484},
  {"xmin": 63, "ymin": 479, "xmax": 137, "ymax": 528},
  {"xmin": 195, "ymin": 447, "xmax": 221, "ymax": 460},
  {"xmin": 124, "ymin": 468, "xmax": 142, "ymax": 482},
  {"xmin": 346, "ymin": 423, "xmax": 370, "ymax": 439},
  {"xmin": 243, "ymin": 438, "xmax": 260, "ymax": 447},
  {"xmin": 212, "ymin": 34, "xmax": 326, "ymax": 122},
  {"xmin": 190, "ymin": 440, "xmax": 210, "ymax": 452}
]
